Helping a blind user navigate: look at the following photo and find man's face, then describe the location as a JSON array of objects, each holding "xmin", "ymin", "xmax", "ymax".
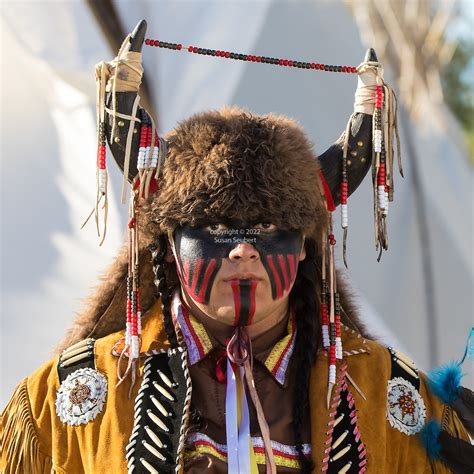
[{"xmin": 171, "ymin": 220, "xmax": 306, "ymax": 326}]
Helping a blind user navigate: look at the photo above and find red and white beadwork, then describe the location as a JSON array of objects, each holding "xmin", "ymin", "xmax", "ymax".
[
  {"xmin": 55, "ymin": 368, "xmax": 107, "ymax": 426},
  {"xmin": 386, "ymin": 377, "xmax": 426, "ymax": 435}
]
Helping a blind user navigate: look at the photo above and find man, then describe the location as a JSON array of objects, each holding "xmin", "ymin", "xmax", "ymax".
[{"xmin": 2, "ymin": 20, "xmax": 472, "ymax": 474}]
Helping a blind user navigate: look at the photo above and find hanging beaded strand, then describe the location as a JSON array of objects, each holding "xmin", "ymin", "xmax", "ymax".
[
  {"xmin": 321, "ymin": 229, "xmax": 330, "ymax": 349},
  {"xmin": 93, "ymin": 62, "xmax": 109, "ymax": 245},
  {"xmin": 373, "ymin": 83, "xmax": 389, "ymax": 260},
  {"xmin": 144, "ymin": 38, "xmax": 358, "ymax": 73},
  {"xmin": 327, "ymin": 229, "xmax": 337, "ymax": 407},
  {"xmin": 137, "ymin": 109, "xmax": 160, "ymax": 200},
  {"xmin": 340, "ymin": 118, "xmax": 350, "ymax": 268}
]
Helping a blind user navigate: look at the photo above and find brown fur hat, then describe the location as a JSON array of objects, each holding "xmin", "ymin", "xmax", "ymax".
[
  {"xmin": 142, "ymin": 105, "xmax": 329, "ymax": 242},
  {"xmin": 59, "ymin": 106, "xmax": 337, "ymax": 351}
]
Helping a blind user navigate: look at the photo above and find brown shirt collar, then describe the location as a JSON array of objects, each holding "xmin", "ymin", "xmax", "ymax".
[{"xmin": 170, "ymin": 290, "xmax": 297, "ymax": 386}]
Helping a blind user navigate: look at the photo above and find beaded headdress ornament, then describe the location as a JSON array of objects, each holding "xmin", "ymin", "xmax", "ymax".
[{"xmin": 89, "ymin": 20, "xmax": 401, "ymax": 417}]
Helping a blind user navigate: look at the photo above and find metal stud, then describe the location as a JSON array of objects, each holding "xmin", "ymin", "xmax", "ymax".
[
  {"xmin": 350, "ymin": 150, "xmax": 357, "ymax": 157},
  {"xmin": 357, "ymin": 141, "xmax": 363, "ymax": 147},
  {"xmin": 114, "ymin": 136, "xmax": 121, "ymax": 143},
  {"xmin": 118, "ymin": 120, "xmax": 125, "ymax": 127}
]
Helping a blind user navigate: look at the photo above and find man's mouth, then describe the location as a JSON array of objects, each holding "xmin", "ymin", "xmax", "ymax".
[{"xmin": 223, "ymin": 273, "xmax": 262, "ymax": 281}]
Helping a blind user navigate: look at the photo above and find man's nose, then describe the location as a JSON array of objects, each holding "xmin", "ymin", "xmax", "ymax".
[{"xmin": 228, "ymin": 242, "xmax": 259, "ymax": 262}]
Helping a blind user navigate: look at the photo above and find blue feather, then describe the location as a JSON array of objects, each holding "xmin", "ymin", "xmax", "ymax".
[
  {"xmin": 427, "ymin": 361, "xmax": 463, "ymax": 404},
  {"xmin": 420, "ymin": 419, "xmax": 442, "ymax": 460}
]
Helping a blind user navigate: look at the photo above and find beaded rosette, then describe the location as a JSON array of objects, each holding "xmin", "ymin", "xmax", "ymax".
[
  {"xmin": 55, "ymin": 367, "xmax": 108, "ymax": 426},
  {"xmin": 386, "ymin": 377, "xmax": 426, "ymax": 435}
]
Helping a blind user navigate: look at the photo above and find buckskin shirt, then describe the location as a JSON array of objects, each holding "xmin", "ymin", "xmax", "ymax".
[{"xmin": 1, "ymin": 298, "xmax": 468, "ymax": 473}]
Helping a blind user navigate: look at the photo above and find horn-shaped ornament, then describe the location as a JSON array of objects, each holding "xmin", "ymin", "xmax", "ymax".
[
  {"xmin": 94, "ymin": 19, "xmax": 167, "ymax": 392},
  {"xmin": 318, "ymin": 48, "xmax": 401, "ymax": 265}
]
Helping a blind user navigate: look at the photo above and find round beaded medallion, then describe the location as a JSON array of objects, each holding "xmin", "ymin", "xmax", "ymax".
[
  {"xmin": 386, "ymin": 377, "xmax": 426, "ymax": 435},
  {"xmin": 55, "ymin": 368, "xmax": 107, "ymax": 426}
]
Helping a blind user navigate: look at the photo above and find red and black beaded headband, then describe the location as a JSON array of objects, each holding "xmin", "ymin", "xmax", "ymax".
[{"xmin": 90, "ymin": 19, "xmax": 401, "ymax": 399}]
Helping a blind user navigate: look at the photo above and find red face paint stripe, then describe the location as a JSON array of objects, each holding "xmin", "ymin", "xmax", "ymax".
[
  {"xmin": 196, "ymin": 258, "xmax": 217, "ymax": 303},
  {"xmin": 181, "ymin": 305, "xmax": 206, "ymax": 358},
  {"xmin": 183, "ymin": 259, "xmax": 190, "ymax": 288},
  {"xmin": 247, "ymin": 279, "xmax": 258, "ymax": 325},
  {"xmin": 231, "ymin": 279, "xmax": 241, "ymax": 325},
  {"xmin": 266, "ymin": 255, "xmax": 283, "ymax": 299},
  {"xmin": 190, "ymin": 258, "xmax": 204, "ymax": 297},
  {"xmin": 277, "ymin": 254, "xmax": 290, "ymax": 291},
  {"xmin": 287, "ymin": 254, "xmax": 295, "ymax": 281}
]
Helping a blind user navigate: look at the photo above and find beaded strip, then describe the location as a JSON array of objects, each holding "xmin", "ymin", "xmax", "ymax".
[
  {"xmin": 174, "ymin": 346, "xmax": 193, "ymax": 473},
  {"xmin": 145, "ymin": 38, "xmax": 358, "ymax": 73},
  {"xmin": 321, "ymin": 364, "xmax": 367, "ymax": 473},
  {"xmin": 185, "ymin": 432, "xmax": 311, "ymax": 469}
]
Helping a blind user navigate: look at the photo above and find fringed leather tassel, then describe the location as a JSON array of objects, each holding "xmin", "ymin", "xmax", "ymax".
[{"xmin": 0, "ymin": 379, "xmax": 55, "ymax": 474}]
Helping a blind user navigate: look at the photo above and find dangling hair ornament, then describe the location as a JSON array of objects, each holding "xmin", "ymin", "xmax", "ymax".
[
  {"xmin": 339, "ymin": 54, "xmax": 402, "ymax": 265},
  {"xmin": 324, "ymin": 223, "xmax": 343, "ymax": 407},
  {"xmin": 86, "ymin": 23, "xmax": 168, "ymax": 392}
]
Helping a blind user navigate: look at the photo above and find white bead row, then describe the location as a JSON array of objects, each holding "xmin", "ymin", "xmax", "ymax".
[
  {"xmin": 322, "ymin": 325, "xmax": 330, "ymax": 349},
  {"xmin": 336, "ymin": 337, "xmax": 343, "ymax": 359},
  {"xmin": 378, "ymin": 185, "xmax": 388, "ymax": 210},
  {"xmin": 137, "ymin": 146, "xmax": 147, "ymax": 170},
  {"xmin": 329, "ymin": 365, "xmax": 336, "ymax": 384},
  {"xmin": 98, "ymin": 169, "xmax": 107, "ymax": 193},
  {"xmin": 374, "ymin": 129, "xmax": 382, "ymax": 153},
  {"xmin": 341, "ymin": 203, "xmax": 348, "ymax": 228},
  {"xmin": 131, "ymin": 335, "xmax": 139, "ymax": 359}
]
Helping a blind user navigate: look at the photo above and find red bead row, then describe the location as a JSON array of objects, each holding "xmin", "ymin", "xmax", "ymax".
[
  {"xmin": 329, "ymin": 340, "xmax": 336, "ymax": 365},
  {"xmin": 340, "ymin": 181, "xmax": 348, "ymax": 205},
  {"xmin": 145, "ymin": 38, "xmax": 358, "ymax": 73},
  {"xmin": 97, "ymin": 144, "xmax": 106, "ymax": 170},
  {"xmin": 377, "ymin": 162, "xmax": 386, "ymax": 186},
  {"xmin": 375, "ymin": 85, "xmax": 383, "ymax": 109},
  {"xmin": 321, "ymin": 302, "xmax": 329, "ymax": 326}
]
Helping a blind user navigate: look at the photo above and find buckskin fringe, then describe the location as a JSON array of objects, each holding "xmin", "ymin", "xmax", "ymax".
[{"xmin": 1, "ymin": 379, "xmax": 55, "ymax": 474}]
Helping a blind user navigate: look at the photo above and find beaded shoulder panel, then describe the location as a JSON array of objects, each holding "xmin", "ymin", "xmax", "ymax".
[
  {"xmin": 386, "ymin": 347, "xmax": 426, "ymax": 436},
  {"xmin": 126, "ymin": 347, "xmax": 192, "ymax": 473},
  {"xmin": 57, "ymin": 337, "xmax": 96, "ymax": 383}
]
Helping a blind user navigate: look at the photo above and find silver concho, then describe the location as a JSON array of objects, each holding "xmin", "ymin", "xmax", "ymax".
[
  {"xmin": 55, "ymin": 368, "xmax": 107, "ymax": 426},
  {"xmin": 386, "ymin": 377, "xmax": 426, "ymax": 435}
]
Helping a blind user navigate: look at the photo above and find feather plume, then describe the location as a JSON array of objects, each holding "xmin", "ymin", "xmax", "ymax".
[{"xmin": 427, "ymin": 361, "xmax": 463, "ymax": 404}]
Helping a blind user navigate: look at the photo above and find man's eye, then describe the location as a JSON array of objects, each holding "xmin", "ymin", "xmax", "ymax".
[
  {"xmin": 254, "ymin": 223, "xmax": 277, "ymax": 232},
  {"xmin": 205, "ymin": 223, "xmax": 228, "ymax": 232}
]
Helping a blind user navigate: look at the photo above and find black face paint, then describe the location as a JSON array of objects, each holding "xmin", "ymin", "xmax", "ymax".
[
  {"xmin": 231, "ymin": 279, "xmax": 257, "ymax": 326},
  {"xmin": 173, "ymin": 221, "xmax": 303, "ymax": 321}
]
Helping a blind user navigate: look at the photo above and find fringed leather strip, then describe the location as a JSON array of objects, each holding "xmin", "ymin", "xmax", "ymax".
[{"xmin": 0, "ymin": 379, "xmax": 55, "ymax": 474}]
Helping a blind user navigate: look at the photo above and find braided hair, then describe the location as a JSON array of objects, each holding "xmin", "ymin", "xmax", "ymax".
[
  {"xmin": 150, "ymin": 234, "xmax": 178, "ymax": 347},
  {"xmin": 290, "ymin": 237, "xmax": 320, "ymax": 472}
]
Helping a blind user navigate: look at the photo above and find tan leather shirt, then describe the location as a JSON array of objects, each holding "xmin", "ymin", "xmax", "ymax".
[{"xmin": 1, "ymin": 299, "xmax": 467, "ymax": 473}]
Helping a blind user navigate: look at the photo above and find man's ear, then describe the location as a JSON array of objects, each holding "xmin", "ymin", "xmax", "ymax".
[{"xmin": 298, "ymin": 236, "xmax": 306, "ymax": 261}]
